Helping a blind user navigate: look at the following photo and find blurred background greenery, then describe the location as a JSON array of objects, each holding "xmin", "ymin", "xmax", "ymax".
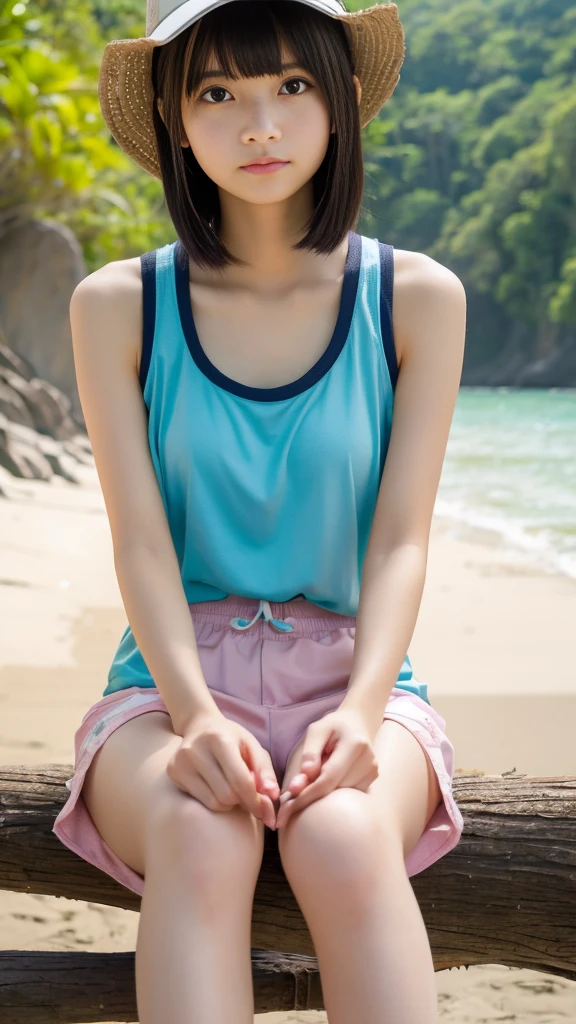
[{"xmin": 1, "ymin": 0, "xmax": 575, "ymax": 374}]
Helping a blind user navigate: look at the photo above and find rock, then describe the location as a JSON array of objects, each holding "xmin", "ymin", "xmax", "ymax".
[
  {"xmin": 61, "ymin": 438, "xmax": 95, "ymax": 465},
  {"xmin": 67, "ymin": 432, "xmax": 93, "ymax": 458},
  {"xmin": 0, "ymin": 220, "xmax": 87, "ymax": 421},
  {"xmin": 29, "ymin": 377, "xmax": 78, "ymax": 440},
  {"xmin": 0, "ymin": 340, "xmax": 82, "ymax": 441},
  {"xmin": 459, "ymin": 321, "xmax": 576, "ymax": 387},
  {"xmin": 0, "ymin": 336, "xmax": 36, "ymax": 381},
  {"xmin": 0, "ymin": 412, "xmax": 81, "ymax": 484},
  {"xmin": 0, "ymin": 415, "xmax": 50, "ymax": 479},
  {"xmin": 0, "ymin": 337, "xmax": 92, "ymax": 485},
  {"xmin": 0, "ymin": 380, "xmax": 36, "ymax": 429},
  {"xmin": 0, "ymin": 238, "xmax": 93, "ymax": 488},
  {"xmin": 0, "ymin": 436, "xmax": 53, "ymax": 481},
  {"xmin": 0, "ymin": 367, "xmax": 74, "ymax": 438},
  {"xmin": 515, "ymin": 339, "xmax": 576, "ymax": 388}
]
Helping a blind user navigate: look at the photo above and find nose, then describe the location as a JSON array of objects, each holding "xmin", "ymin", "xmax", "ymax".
[{"xmin": 240, "ymin": 98, "xmax": 282, "ymax": 145}]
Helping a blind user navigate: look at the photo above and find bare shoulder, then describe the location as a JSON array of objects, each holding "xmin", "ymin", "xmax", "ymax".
[
  {"xmin": 71, "ymin": 255, "xmax": 142, "ymax": 306},
  {"xmin": 71, "ymin": 256, "xmax": 144, "ymax": 373},
  {"xmin": 391, "ymin": 248, "xmax": 466, "ymax": 366}
]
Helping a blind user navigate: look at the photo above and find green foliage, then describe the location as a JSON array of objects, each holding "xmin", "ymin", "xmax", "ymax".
[
  {"xmin": 356, "ymin": 0, "xmax": 576, "ymax": 364},
  {"xmin": 1, "ymin": 0, "xmax": 575, "ymax": 368},
  {"xmin": 0, "ymin": 0, "xmax": 172, "ymax": 271}
]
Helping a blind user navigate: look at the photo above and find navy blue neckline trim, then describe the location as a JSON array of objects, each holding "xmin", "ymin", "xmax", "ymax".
[
  {"xmin": 173, "ymin": 230, "xmax": 363, "ymax": 402},
  {"xmin": 378, "ymin": 241, "xmax": 398, "ymax": 391},
  {"xmin": 139, "ymin": 249, "xmax": 157, "ymax": 394}
]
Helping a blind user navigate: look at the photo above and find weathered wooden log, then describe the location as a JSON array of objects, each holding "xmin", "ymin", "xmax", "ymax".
[
  {"xmin": 1, "ymin": 763, "xmax": 576, "ymax": 1020},
  {"xmin": 0, "ymin": 949, "xmax": 323, "ymax": 1022}
]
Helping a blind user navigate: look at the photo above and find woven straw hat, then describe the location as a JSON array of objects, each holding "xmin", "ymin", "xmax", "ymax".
[{"xmin": 98, "ymin": 0, "xmax": 406, "ymax": 180}]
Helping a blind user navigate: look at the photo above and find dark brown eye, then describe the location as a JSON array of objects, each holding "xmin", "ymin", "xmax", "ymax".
[
  {"xmin": 201, "ymin": 86, "xmax": 230, "ymax": 104},
  {"xmin": 280, "ymin": 78, "xmax": 310, "ymax": 96}
]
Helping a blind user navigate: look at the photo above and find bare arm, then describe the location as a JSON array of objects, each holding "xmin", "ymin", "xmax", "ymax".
[
  {"xmin": 70, "ymin": 260, "xmax": 219, "ymax": 735},
  {"xmin": 341, "ymin": 249, "xmax": 467, "ymax": 732}
]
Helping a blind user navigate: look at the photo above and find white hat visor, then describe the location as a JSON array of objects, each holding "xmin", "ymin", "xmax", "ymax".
[{"xmin": 149, "ymin": 0, "xmax": 349, "ymax": 44}]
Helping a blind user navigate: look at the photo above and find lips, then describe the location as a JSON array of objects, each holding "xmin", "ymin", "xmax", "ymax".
[
  {"xmin": 240, "ymin": 158, "xmax": 290, "ymax": 175},
  {"xmin": 241, "ymin": 156, "xmax": 288, "ymax": 167},
  {"xmin": 241, "ymin": 161, "xmax": 290, "ymax": 170}
]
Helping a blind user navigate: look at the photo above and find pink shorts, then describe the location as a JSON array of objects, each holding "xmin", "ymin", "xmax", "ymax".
[{"xmin": 53, "ymin": 595, "xmax": 464, "ymax": 896}]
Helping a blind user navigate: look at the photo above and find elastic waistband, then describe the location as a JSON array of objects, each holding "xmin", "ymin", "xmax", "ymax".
[{"xmin": 187, "ymin": 594, "xmax": 356, "ymax": 637}]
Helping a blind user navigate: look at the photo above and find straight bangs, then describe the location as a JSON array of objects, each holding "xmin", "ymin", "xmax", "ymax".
[
  {"xmin": 185, "ymin": 5, "xmax": 296, "ymax": 94},
  {"xmin": 152, "ymin": 0, "xmax": 364, "ymax": 268}
]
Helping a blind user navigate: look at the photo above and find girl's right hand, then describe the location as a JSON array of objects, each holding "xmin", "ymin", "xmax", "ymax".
[{"xmin": 166, "ymin": 709, "xmax": 280, "ymax": 829}]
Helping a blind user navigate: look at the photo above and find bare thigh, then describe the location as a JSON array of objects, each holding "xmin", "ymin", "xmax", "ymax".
[
  {"xmin": 82, "ymin": 710, "xmax": 190, "ymax": 877},
  {"xmin": 369, "ymin": 718, "xmax": 443, "ymax": 855}
]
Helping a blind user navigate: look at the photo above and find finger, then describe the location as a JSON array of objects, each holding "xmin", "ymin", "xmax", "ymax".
[
  {"xmin": 278, "ymin": 761, "xmax": 336, "ymax": 820},
  {"xmin": 170, "ymin": 748, "xmax": 240, "ymax": 812},
  {"xmin": 242, "ymin": 736, "xmax": 281, "ymax": 805},
  {"xmin": 168, "ymin": 748, "xmax": 233, "ymax": 809},
  {"xmin": 354, "ymin": 772, "xmax": 378, "ymax": 792},
  {"xmin": 280, "ymin": 730, "xmax": 332, "ymax": 802},
  {"xmin": 257, "ymin": 772, "xmax": 280, "ymax": 800},
  {"xmin": 213, "ymin": 738, "xmax": 275, "ymax": 824},
  {"xmin": 236, "ymin": 742, "xmax": 280, "ymax": 828},
  {"xmin": 338, "ymin": 766, "xmax": 378, "ymax": 791},
  {"xmin": 315, "ymin": 735, "xmax": 370, "ymax": 790},
  {"xmin": 277, "ymin": 746, "xmax": 367, "ymax": 827},
  {"xmin": 175, "ymin": 769, "xmax": 233, "ymax": 813},
  {"xmin": 277, "ymin": 765, "xmax": 378, "ymax": 827},
  {"xmin": 197, "ymin": 751, "xmax": 244, "ymax": 807},
  {"xmin": 179, "ymin": 744, "xmax": 245, "ymax": 809},
  {"xmin": 276, "ymin": 768, "xmax": 338, "ymax": 828},
  {"xmin": 294, "ymin": 723, "xmax": 333, "ymax": 784},
  {"xmin": 279, "ymin": 772, "xmax": 310, "ymax": 802},
  {"xmin": 336, "ymin": 757, "xmax": 379, "ymax": 791},
  {"xmin": 354, "ymin": 765, "xmax": 377, "ymax": 794},
  {"xmin": 252, "ymin": 753, "xmax": 281, "ymax": 802}
]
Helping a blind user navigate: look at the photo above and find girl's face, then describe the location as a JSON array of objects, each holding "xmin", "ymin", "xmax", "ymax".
[{"xmin": 180, "ymin": 45, "xmax": 338, "ymax": 206}]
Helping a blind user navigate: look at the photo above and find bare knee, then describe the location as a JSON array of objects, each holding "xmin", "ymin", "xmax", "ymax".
[
  {"xmin": 278, "ymin": 789, "xmax": 402, "ymax": 910},
  {"xmin": 144, "ymin": 789, "xmax": 265, "ymax": 901}
]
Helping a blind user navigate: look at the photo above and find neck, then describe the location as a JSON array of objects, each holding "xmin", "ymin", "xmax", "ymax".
[{"xmin": 215, "ymin": 182, "xmax": 327, "ymax": 289}]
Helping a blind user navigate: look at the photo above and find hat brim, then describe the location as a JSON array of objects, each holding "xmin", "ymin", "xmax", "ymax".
[
  {"xmin": 148, "ymin": 0, "xmax": 351, "ymax": 43},
  {"xmin": 98, "ymin": 2, "xmax": 405, "ymax": 181}
]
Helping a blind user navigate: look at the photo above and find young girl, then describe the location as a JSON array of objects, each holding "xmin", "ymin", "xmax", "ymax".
[{"xmin": 53, "ymin": 1, "xmax": 467, "ymax": 1020}]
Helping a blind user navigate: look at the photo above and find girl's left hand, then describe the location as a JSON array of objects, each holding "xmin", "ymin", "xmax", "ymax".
[{"xmin": 275, "ymin": 706, "xmax": 380, "ymax": 829}]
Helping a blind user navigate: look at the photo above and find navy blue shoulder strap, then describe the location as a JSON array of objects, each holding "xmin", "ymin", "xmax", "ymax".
[
  {"xmin": 139, "ymin": 249, "xmax": 157, "ymax": 393},
  {"xmin": 378, "ymin": 242, "xmax": 399, "ymax": 391}
]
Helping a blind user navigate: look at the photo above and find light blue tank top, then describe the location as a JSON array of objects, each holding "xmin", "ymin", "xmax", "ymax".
[{"xmin": 104, "ymin": 230, "xmax": 429, "ymax": 704}]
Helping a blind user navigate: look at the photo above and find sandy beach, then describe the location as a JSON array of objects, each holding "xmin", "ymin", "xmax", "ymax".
[{"xmin": 1, "ymin": 457, "xmax": 575, "ymax": 1021}]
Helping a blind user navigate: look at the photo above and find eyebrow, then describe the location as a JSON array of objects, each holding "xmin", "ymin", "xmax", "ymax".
[{"xmin": 196, "ymin": 61, "xmax": 305, "ymax": 84}]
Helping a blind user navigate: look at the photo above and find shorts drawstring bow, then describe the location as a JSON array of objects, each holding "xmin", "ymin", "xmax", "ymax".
[{"xmin": 229, "ymin": 598, "xmax": 294, "ymax": 633}]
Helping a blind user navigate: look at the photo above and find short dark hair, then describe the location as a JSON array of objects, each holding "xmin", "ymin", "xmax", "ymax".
[{"xmin": 151, "ymin": 0, "xmax": 364, "ymax": 268}]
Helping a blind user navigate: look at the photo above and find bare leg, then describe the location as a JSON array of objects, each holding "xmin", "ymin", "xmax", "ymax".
[
  {"xmin": 137, "ymin": 794, "xmax": 263, "ymax": 1023},
  {"xmin": 278, "ymin": 719, "xmax": 442, "ymax": 1023},
  {"xmin": 82, "ymin": 711, "xmax": 265, "ymax": 1024}
]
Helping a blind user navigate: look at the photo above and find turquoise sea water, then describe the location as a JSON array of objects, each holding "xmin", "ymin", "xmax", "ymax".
[{"xmin": 435, "ymin": 388, "xmax": 576, "ymax": 579}]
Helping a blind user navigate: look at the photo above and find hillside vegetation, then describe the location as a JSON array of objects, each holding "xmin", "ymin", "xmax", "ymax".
[{"xmin": 1, "ymin": 0, "xmax": 575, "ymax": 379}]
